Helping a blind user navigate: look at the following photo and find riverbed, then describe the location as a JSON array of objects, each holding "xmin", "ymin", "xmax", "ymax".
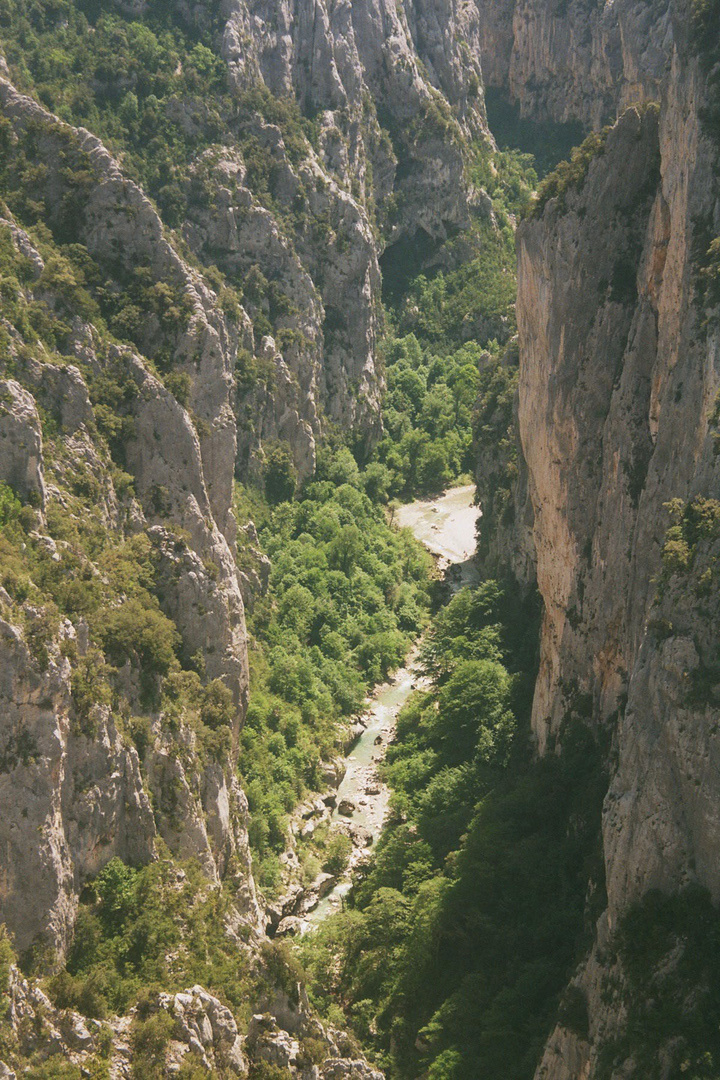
[
  {"xmin": 395, "ymin": 484, "xmax": 479, "ymax": 567},
  {"xmin": 304, "ymin": 484, "xmax": 480, "ymax": 927}
]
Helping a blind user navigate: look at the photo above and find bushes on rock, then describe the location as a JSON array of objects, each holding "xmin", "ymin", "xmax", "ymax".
[
  {"xmin": 97, "ymin": 598, "xmax": 180, "ymax": 675},
  {"xmin": 528, "ymin": 128, "xmax": 610, "ymax": 218},
  {"xmin": 47, "ymin": 855, "xmax": 254, "ymax": 1022}
]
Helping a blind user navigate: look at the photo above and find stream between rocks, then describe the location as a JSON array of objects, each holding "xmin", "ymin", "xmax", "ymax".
[{"xmin": 269, "ymin": 485, "xmax": 480, "ymax": 935}]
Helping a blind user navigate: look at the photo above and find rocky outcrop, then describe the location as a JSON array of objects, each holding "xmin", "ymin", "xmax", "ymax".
[
  {"xmin": 159, "ymin": 985, "xmax": 248, "ymax": 1075},
  {"xmin": 0, "ymin": 962, "xmax": 384, "ymax": 1079},
  {"xmin": 245, "ymin": 991, "xmax": 385, "ymax": 1080},
  {"xmin": 0, "ymin": 381, "xmax": 46, "ymax": 507},
  {"xmin": 0, "ymin": 615, "xmax": 155, "ymax": 957},
  {"xmin": 475, "ymin": 0, "xmax": 673, "ymax": 127}
]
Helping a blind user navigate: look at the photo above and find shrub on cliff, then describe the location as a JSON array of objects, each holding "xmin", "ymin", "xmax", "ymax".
[
  {"xmin": 528, "ymin": 127, "xmax": 610, "ymax": 218},
  {"xmin": 97, "ymin": 598, "xmax": 180, "ymax": 676}
]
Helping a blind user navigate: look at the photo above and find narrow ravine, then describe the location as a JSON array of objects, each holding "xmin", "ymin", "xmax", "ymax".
[{"xmin": 303, "ymin": 485, "xmax": 481, "ymax": 928}]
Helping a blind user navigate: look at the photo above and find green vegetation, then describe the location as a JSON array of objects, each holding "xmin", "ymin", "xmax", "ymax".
[
  {"xmin": 45, "ymin": 854, "xmax": 254, "ymax": 1021},
  {"xmin": 235, "ymin": 453, "xmax": 433, "ymax": 893},
  {"xmin": 660, "ymin": 496, "xmax": 720, "ymax": 582},
  {"xmin": 597, "ymin": 886, "xmax": 720, "ymax": 1080},
  {"xmin": 0, "ymin": 925, "xmax": 113, "ymax": 1079},
  {"xmin": 368, "ymin": 298, "xmax": 521, "ymax": 510},
  {"xmin": 0, "ymin": 115, "xmax": 197, "ymax": 371},
  {"xmin": 0, "ymin": 0, "xmax": 324, "ymax": 360},
  {"xmin": 393, "ymin": 233, "xmax": 516, "ymax": 348},
  {"xmin": 369, "ymin": 334, "xmax": 482, "ymax": 498},
  {"xmin": 528, "ymin": 127, "xmax": 610, "ymax": 219},
  {"xmin": 655, "ymin": 496, "xmax": 720, "ymax": 706},
  {"xmin": 369, "ymin": 137, "xmax": 537, "ymax": 500},
  {"xmin": 0, "ymin": 1, "xmax": 231, "ymax": 223},
  {"xmin": 0, "ymin": 0, "xmax": 538, "ymax": 509},
  {"xmin": 485, "ymin": 88, "xmax": 585, "ymax": 177},
  {"xmin": 0, "ymin": 471, "xmax": 239, "ymax": 758},
  {"xmin": 300, "ymin": 581, "xmax": 608, "ymax": 1080}
]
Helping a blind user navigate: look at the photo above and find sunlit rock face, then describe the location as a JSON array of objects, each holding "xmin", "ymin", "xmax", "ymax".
[
  {"xmin": 0, "ymin": 75, "xmax": 259, "ymax": 956},
  {"xmin": 501, "ymin": 0, "xmax": 720, "ymax": 1071}
]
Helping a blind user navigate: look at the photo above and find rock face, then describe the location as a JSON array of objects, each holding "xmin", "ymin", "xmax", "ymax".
[
  {"xmin": 517, "ymin": 103, "xmax": 665, "ymax": 757},
  {"xmin": 221, "ymin": 0, "xmax": 487, "ymax": 139},
  {"xmin": 0, "ymin": 620, "xmax": 155, "ymax": 957},
  {"xmin": 0, "ymin": 3, "xmax": 490, "ymax": 1074},
  {"xmin": 0, "ymin": 381, "xmax": 46, "ymax": 506},
  {"xmin": 159, "ymin": 985, "xmax": 248, "ymax": 1075},
  {"xmin": 0, "ymin": 78, "xmax": 260, "ymax": 956},
  {"xmin": 195, "ymin": 0, "xmax": 490, "ymax": 477},
  {"xmin": 475, "ymin": 0, "xmax": 673, "ymax": 127},
  {"xmin": 482, "ymin": 0, "xmax": 720, "ymax": 1073}
]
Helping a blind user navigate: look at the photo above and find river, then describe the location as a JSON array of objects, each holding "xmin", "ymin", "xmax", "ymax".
[{"xmin": 303, "ymin": 485, "xmax": 480, "ymax": 927}]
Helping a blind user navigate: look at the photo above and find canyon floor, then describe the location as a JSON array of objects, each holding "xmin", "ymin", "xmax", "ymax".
[{"xmin": 303, "ymin": 485, "xmax": 481, "ymax": 927}]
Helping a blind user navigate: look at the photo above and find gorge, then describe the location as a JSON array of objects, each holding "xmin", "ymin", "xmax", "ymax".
[{"xmin": 0, "ymin": 0, "xmax": 718, "ymax": 1078}]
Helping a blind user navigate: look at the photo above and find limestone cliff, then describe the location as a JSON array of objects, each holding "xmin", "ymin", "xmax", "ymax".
[
  {"xmin": 211, "ymin": 0, "xmax": 491, "ymax": 476},
  {"xmin": 478, "ymin": 0, "xmax": 720, "ymax": 1072},
  {"xmin": 475, "ymin": 0, "xmax": 673, "ymax": 127},
  {"xmin": 0, "ymin": 78, "xmax": 260, "ymax": 957}
]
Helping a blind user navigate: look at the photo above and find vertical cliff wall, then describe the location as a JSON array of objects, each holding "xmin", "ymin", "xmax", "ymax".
[
  {"xmin": 475, "ymin": 0, "xmax": 673, "ymax": 127},
  {"xmin": 485, "ymin": 0, "xmax": 720, "ymax": 1072}
]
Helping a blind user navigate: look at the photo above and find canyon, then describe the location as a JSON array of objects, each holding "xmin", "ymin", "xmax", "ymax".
[{"xmin": 0, "ymin": 0, "xmax": 718, "ymax": 1077}]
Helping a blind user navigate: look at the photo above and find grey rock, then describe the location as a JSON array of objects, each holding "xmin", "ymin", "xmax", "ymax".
[
  {"xmin": 321, "ymin": 1061, "xmax": 384, "ymax": 1080},
  {"xmin": 319, "ymin": 758, "xmax": 346, "ymax": 788},
  {"xmin": 496, "ymin": 17, "xmax": 720, "ymax": 1073},
  {"xmin": 476, "ymin": 0, "xmax": 672, "ymax": 127},
  {"xmin": 0, "ymin": 620, "xmax": 156, "ymax": 955},
  {"xmin": 276, "ymin": 915, "xmax": 305, "ymax": 937},
  {"xmin": 0, "ymin": 379, "xmax": 46, "ymax": 507},
  {"xmin": 168, "ymin": 985, "xmax": 248, "ymax": 1075}
]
